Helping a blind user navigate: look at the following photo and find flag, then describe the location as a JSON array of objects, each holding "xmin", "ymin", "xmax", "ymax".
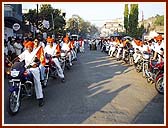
[
  {"xmin": 134, "ymin": 39, "xmax": 140, "ymax": 46},
  {"xmin": 56, "ymin": 44, "xmax": 61, "ymax": 55},
  {"xmin": 69, "ymin": 41, "xmax": 74, "ymax": 49},
  {"xmin": 36, "ymin": 46, "xmax": 46, "ymax": 66},
  {"xmin": 63, "ymin": 34, "xmax": 69, "ymax": 43}
]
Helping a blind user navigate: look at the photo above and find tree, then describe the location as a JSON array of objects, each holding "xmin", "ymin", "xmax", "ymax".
[
  {"xmin": 124, "ymin": 4, "xmax": 129, "ymax": 33},
  {"xmin": 128, "ymin": 4, "xmax": 139, "ymax": 37},
  {"xmin": 66, "ymin": 15, "xmax": 81, "ymax": 35},
  {"xmin": 23, "ymin": 4, "xmax": 66, "ymax": 37},
  {"xmin": 137, "ymin": 24, "xmax": 145, "ymax": 39},
  {"xmin": 39, "ymin": 4, "xmax": 66, "ymax": 36},
  {"xmin": 24, "ymin": 9, "xmax": 37, "ymax": 26},
  {"xmin": 154, "ymin": 15, "xmax": 164, "ymax": 26},
  {"xmin": 66, "ymin": 15, "xmax": 99, "ymax": 38}
]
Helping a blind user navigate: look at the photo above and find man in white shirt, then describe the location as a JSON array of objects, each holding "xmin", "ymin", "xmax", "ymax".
[
  {"xmin": 44, "ymin": 38, "xmax": 65, "ymax": 82},
  {"xmin": 13, "ymin": 41, "xmax": 44, "ymax": 107},
  {"xmin": 153, "ymin": 35, "xmax": 164, "ymax": 62},
  {"xmin": 61, "ymin": 37, "xmax": 72, "ymax": 66},
  {"xmin": 133, "ymin": 41, "xmax": 143, "ymax": 64},
  {"xmin": 116, "ymin": 39, "xmax": 124, "ymax": 60},
  {"xmin": 109, "ymin": 39, "xmax": 117, "ymax": 57}
]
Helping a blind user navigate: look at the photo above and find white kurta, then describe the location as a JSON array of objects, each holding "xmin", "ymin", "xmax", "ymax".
[
  {"xmin": 18, "ymin": 50, "xmax": 43, "ymax": 99},
  {"xmin": 44, "ymin": 45, "xmax": 64, "ymax": 78}
]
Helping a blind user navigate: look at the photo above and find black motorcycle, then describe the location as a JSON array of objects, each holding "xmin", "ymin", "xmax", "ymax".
[
  {"xmin": 123, "ymin": 48, "xmax": 134, "ymax": 65},
  {"xmin": 6, "ymin": 61, "xmax": 47, "ymax": 115},
  {"xmin": 7, "ymin": 61, "xmax": 34, "ymax": 115}
]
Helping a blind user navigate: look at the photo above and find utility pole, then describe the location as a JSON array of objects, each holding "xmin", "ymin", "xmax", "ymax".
[
  {"xmin": 36, "ymin": 4, "xmax": 38, "ymax": 29},
  {"xmin": 35, "ymin": 4, "xmax": 38, "ymax": 38},
  {"xmin": 51, "ymin": 12, "xmax": 55, "ymax": 38}
]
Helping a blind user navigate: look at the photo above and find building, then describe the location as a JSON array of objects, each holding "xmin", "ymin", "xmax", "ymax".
[
  {"xmin": 4, "ymin": 4, "xmax": 23, "ymax": 40},
  {"xmin": 100, "ymin": 18, "xmax": 125, "ymax": 38},
  {"xmin": 139, "ymin": 16, "xmax": 164, "ymax": 40}
]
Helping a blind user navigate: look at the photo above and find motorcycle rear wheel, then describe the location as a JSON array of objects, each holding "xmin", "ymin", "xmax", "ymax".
[{"xmin": 7, "ymin": 91, "xmax": 21, "ymax": 116}]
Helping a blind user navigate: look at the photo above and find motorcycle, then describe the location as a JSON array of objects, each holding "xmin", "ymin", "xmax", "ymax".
[
  {"xmin": 45, "ymin": 52, "xmax": 69, "ymax": 79},
  {"xmin": 41, "ymin": 64, "xmax": 49, "ymax": 88},
  {"xmin": 116, "ymin": 46, "xmax": 123, "ymax": 61},
  {"xmin": 128, "ymin": 48, "xmax": 134, "ymax": 66},
  {"xmin": 135, "ymin": 52, "xmax": 143, "ymax": 73},
  {"xmin": 45, "ymin": 54, "xmax": 58, "ymax": 79},
  {"xmin": 60, "ymin": 50, "xmax": 71, "ymax": 70},
  {"xmin": 123, "ymin": 48, "xmax": 134, "ymax": 65},
  {"xmin": 145, "ymin": 59, "xmax": 164, "ymax": 84},
  {"xmin": 142, "ymin": 52, "xmax": 151, "ymax": 78},
  {"xmin": 7, "ymin": 61, "xmax": 34, "ymax": 115},
  {"xmin": 111, "ymin": 45, "xmax": 118, "ymax": 57},
  {"xmin": 155, "ymin": 73, "xmax": 164, "ymax": 94}
]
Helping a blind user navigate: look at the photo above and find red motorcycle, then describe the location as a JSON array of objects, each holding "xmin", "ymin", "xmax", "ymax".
[
  {"xmin": 145, "ymin": 59, "xmax": 164, "ymax": 84},
  {"xmin": 155, "ymin": 68, "xmax": 164, "ymax": 94}
]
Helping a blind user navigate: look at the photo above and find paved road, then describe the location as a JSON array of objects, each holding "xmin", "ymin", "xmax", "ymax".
[{"xmin": 3, "ymin": 45, "xmax": 164, "ymax": 125}]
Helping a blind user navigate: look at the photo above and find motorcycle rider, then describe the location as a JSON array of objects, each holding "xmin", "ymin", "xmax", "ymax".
[
  {"xmin": 44, "ymin": 37, "xmax": 65, "ymax": 82},
  {"xmin": 61, "ymin": 35, "xmax": 73, "ymax": 66},
  {"xmin": 133, "ymin": 39, "xmax": 143, "ymax": 65},
  {"xmin": 12, "ymin": 41, "xmax": 44, "ymax": 107},
  {"xmin": 122, "ymin": 39, "xmax": 130, "ymax": 61},
  {"xmin": 69, "ymin": 38, "xmax": 77, "ymax": 61},
  {"xmin": 116, "ymin": 39, "xmax": 124, "ymax": 61},
  {"xmin": 33, "ymin": 38, "xmax": 46, "ymax": 87},
  {"xmin": 109, "ymin": 38, "xmax": 118, "ymax": 57},
  {"xmin": 152, "ymin": 35, "xmax": 164, "ymax": 63}
]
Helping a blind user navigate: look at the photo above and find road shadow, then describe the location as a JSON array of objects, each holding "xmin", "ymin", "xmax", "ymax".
[{"xmin": 131, "ymin": 93, "xmax": 164, "ymax": 124}]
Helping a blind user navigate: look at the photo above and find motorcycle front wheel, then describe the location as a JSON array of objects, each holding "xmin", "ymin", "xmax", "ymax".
[
  {"xmin": 129, "ymin": 56, "xmax": 134, "ymax": 66},
  {"xmin": 136, "ymin": 64, "xmax": 142, "ymax": 73},
  {"xmin": 7, "ymin": 91, "xmax": 21, "ymax": 116},
  {"xmin": 155, "ymin": 77, "xmax": 164, "ymax": 94}
]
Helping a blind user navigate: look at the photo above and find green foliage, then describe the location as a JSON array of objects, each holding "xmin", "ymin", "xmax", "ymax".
[
  {"xmin": 66, "ymin": 15, "xmax": 98, "ymax": 38},
  {"xmin": 23, "ymin": 4, "xmax": 66, "ymax": 37},
  {"xmin": 24, "ymin": 9, "xmax": 37, "ymax": 25},
  {"xmin": 124, "ymin": 4, "xmax": 129, "ymax": 33},
  {"xmin": 154, "ymin": 15, "xmax": 164, "ymax": 26},
  {"xmin": 128, "ymin": 4, "xmax": 139, "ymax": 38},
  {"xmin": 137, "ymin": 24, "xmax": 145, "ymax": 38}
]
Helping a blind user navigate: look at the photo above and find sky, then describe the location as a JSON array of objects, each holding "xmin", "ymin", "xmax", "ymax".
[{"xmin": 21, "ymin": 2, "xmax": 165, "ymax": 27}]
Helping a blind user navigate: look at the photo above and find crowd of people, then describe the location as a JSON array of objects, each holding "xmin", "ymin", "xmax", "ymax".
[
  {"xmin": 4, "ymin": 34, "xmax": 85, "ymax": 107},
  {"xmin": 90, "ymin": 34, "xmax": 164, "ymax": 65}
]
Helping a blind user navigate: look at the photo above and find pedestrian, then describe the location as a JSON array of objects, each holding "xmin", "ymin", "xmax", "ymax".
[{"xmin": 13, "ymin": 38, "xmax": 23, "ymax": 56}]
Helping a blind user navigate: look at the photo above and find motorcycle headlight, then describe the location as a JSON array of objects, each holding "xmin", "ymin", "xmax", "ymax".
[
  {"xmin": 11, "ymin": 71, "xmax": 20, "ymax": 77},
  {"xmin": 6, "ymin": 68, "xmax": 11, "ymax": 75},
  {"xmin": 130, "ymin": 50, "xmax": 134, "ymax": 53},
  {"xmin": 61, "ymin": 53, "xmax": 66, "ymax": 57}
]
